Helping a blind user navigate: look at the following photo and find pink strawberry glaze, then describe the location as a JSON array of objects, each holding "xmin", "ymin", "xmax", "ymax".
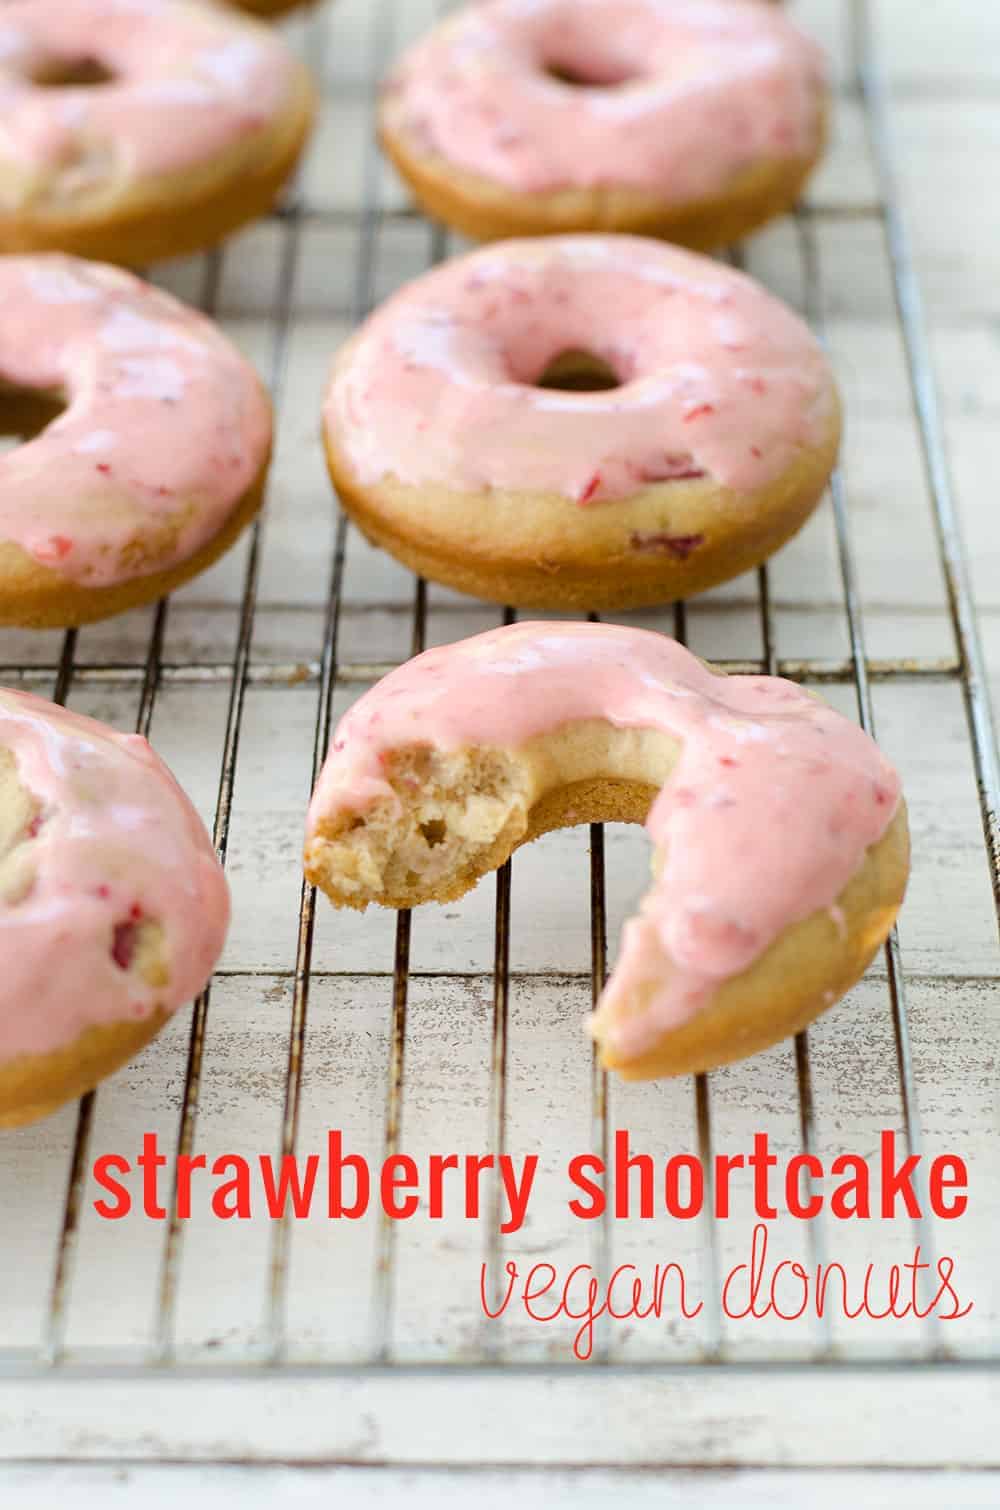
[
  {"xmin": 307, "ymin": 623, "xmax": 901, "ymax": 1062},
  {"xmin": 0, "ymin": 687, "xmax": 230, "ymax": 1062},
  {"xmin": 0, "ymin": 255, "xmax": 271, "ymax": 586},
  {"xmin": 325, "ymin": 235, "xmax": 835, "ymax": 502},
  {"xmin": 0, "ymin": 0, "xmax": 299, "ymax": 192},
  {"xmin": 382, "ymin": 0, "xmax": 826, "ymax": 199}
]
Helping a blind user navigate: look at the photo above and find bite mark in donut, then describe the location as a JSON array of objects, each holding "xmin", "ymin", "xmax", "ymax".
[{"xmin": 305, "ymin": 623, "xmax": 909, "ymax": 1079}]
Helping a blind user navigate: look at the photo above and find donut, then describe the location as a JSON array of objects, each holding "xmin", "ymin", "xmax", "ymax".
[
  {"xmin": 0, "ymin": 688, "xmax": 229, "ymax": 1128},
  {"xmin": 378, "ymin": 0, "xmax": 827, "ymax": 246},
  {"xmin": 304, "ymin": 623, "xmax": 909, "ymax": 1080},
  {"xmin": 0, "ymin": 0, "xmax": 315, "ymax": 266},
  {"xmin": 323, "ymin": 235, "xmax": 840, "ymax": 612},
  {"xmin": 0, "ymin": 254, "xmax": 273, "ymax": 628}
]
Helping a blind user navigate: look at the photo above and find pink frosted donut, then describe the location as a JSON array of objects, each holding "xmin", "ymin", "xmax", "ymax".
[
  {"xmin": 0, "ymin": 254, "xmax": 273, "ymax": 627},
  {"xmin": 0, "ymin": 0, "xmax": 315, "ymax": 265},
  {"xmin": 305, "ymin": 623, "xmax": 910, "ymax": 1079},
  {"xmin": 323, "ymin": 235, "xmax": 841, "ymax": 610},
  {"xmin": 379, "ymin": 0, "xmax": 828, "ymax": 245},
  {"xmin": 0, "ymin": 687, "xmax": 230, "ymax": 1126}
]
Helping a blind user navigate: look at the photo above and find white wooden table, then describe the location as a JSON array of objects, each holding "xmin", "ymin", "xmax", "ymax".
[{"xmin": 1, "ymin": 0, "xmax": 998, "ymax": 1499}]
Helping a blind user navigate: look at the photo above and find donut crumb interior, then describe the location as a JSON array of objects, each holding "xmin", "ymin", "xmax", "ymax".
[{"xmin": 307, "ymin": 744, "xmax": 529, "ymax": 909}]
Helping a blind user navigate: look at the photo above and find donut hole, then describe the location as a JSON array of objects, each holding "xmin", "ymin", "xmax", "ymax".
[
  {"xmin": 26, "ymin": 55, "xmax": 116, "ymax": 88},
  {"xmin": 307, "ymin": 724, "xmax": 672, "ymax": 911},
  {"xmin": 543, "ymin": 57, "xmax": 639, "ymax": 89},
  {"xmin": 0, "ymin": 385, "xmax": 66, "ymax": 455},
  {"xmin": 533, "ymin": 349, "xmax": 622, "ymax": 393}
]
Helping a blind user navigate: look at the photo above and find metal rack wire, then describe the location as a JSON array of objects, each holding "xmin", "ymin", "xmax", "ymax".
[{"xmin": 0, "ymin": 0, "xmax": 997, "ymax": 1400}]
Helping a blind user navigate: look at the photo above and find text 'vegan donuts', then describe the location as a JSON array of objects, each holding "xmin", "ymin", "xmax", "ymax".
[
  {"xmin": 305, "ymin": 624, "xmax": 908, "ymax": 1079},
  {"xmin": 379, "ymin": 0, "xmax": 827, "ymax": 246},
  {"xmin": 0, "ymin": 0, "xmax": 315, "ymax": 265},
  {"xmin": 0, "ymin": 689, "xmax": 229, "ymax": 1128},
  {"xmin": 323, "ymin": 236, "xmax": 840, "ymax": 611},
  {"xmin": 0, "ymin": 255, "xmax": 272, "ymax": 627}
]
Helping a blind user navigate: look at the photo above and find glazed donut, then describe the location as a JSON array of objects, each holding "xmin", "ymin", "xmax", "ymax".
[
  {"xmin": 379, "ymin": 0, "xmax": 827, "ymax": 246},
  {"xmin": 0, "ymin": 688, "xmax": 229, "ymax": 1128},
  {"xmin": 0, "ymin": 0, "xmax": 315, "ymax": 266},
  {"xmin": 305, "ymin": 623, "xmax": 909, "ymax": 1079},
  {"xmin": 0, "ymin": 255, "xmax": 272, "ymax": 628},
  {"xmin": 323, "ymin": 235, "xmax": 840, "ymax": 611}
]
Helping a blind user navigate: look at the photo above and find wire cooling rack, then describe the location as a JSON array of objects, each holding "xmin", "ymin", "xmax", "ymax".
[{"xmin": 0, "ymin": 0, "xmax": 998, "ymax": 1470}]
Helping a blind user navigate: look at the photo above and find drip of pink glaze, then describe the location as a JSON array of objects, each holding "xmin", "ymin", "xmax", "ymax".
[
  {"xmin": 307, "ymin": 623, "xmax": 901, "ymax": 1061},
  {"xmin": 0, "ymin": 687, "xmax": 230, "ymax": 1061},
  {"xmin": 0, "ymin": 0, "xmax": 300, "ymax": 189},
  {"xmin": 325, "ymin": 236, "xmax": 836, "ymax": 501},
  {"xmin": 0, "ymin": 255, "xmax": 271, "ymax": 586},
  {"xmin": 381, "ymin": 0, "xmax": 826, "ymax": 199}
]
